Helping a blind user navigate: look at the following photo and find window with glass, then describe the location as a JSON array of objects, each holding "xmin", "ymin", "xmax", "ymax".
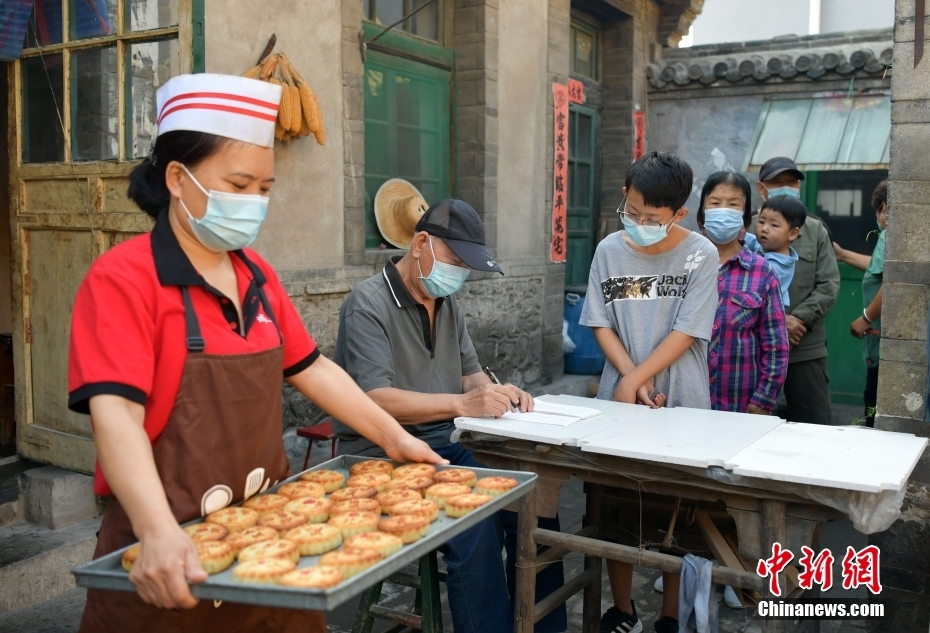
[
  {"xmin": 18, "ymin": 0, "xmax": 184, "ymax": 164},
  {"xmin": 363, "ymin": 0, "xmax": 440, "ymax": 42},
  {"xmin": 363, "ymin": 51, "xmax": 451, "ymax": 248},
  {"xmin": 570, "ymin": 22, "xmax": 597, "ymax": 80},
  {"xmin": 812, "ymin": 170, "xmax": 889, "ymax": 256}
]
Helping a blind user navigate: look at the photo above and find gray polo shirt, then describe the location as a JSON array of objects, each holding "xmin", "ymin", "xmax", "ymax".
[{"xmin": 332, "ymin": 257, "xmax": 483, "ymax": 455}]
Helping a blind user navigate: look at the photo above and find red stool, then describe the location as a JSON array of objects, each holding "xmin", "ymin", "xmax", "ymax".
[{"xmin": 297, "ymin": 420, "xmax": 337, "ymax": 469}]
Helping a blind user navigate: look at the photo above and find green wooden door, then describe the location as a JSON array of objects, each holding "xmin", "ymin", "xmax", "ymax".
[
  {"xmin": 364, "ymin": 51, "xmax": 451, "ymax": 248},
  {"xmin": 825, "ymin": 263, "xmax": 867, "ymax": 405},
  {"xmin": 804, "ymin": 169, "xmax": 886, "ymax": 406},
  {"xmin": 566, "ymin": 105, "xmax": 596, "ymax": 286}
]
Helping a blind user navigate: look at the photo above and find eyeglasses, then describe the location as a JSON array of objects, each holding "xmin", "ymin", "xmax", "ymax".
[{"xmin": 615, "ymin": 197, "xmax": 677, "ymax": 233}]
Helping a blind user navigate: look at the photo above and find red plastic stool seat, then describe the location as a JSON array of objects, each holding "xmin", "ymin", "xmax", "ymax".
[{"xmin": 297, "ymin": 420, "xmax": 337, "ymax": 469}]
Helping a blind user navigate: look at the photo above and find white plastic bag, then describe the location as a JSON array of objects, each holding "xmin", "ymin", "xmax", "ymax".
[{"xmin": 562, "ymin": 319, "xmax": 577, "ymax": 354}]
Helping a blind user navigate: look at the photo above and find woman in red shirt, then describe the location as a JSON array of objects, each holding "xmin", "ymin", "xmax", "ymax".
[{"xmin": 68, "ymin": 74, "xmax": 443, "ymax": 633}]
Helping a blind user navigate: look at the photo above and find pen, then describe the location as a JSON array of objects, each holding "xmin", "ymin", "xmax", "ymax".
[{"xmin": 484, "ymin": 366, "xmax": 520, "ymax": 410}]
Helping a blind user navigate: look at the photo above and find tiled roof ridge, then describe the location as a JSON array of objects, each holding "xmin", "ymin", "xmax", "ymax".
[
  {"xmin": 648, "ymin": 41, "xmax": 892, "ymax": 89},
  {"xmin": 663, "ymin": 27, "xmax": 893, "ymax": 58}
]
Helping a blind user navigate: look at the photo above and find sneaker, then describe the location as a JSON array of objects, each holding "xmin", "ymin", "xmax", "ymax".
[
  {"xmin": 723, "ymin": 585, "xmax": 743, "ymax": 609},
  {"xmin": 653, "ymin": 575, "xmax": 663, "ymax": 593},
  {"xmin": 600, "ymin": 604, "xmax": 643, "ymax": 633},
  {"xmin": 653, "ymin": 616, "xmax": 678, "ymax": 633}
]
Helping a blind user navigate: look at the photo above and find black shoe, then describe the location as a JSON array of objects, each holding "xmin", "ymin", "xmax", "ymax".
[
  {"xmin": 600, "ymin": 604, "xmax": 643, "ymax": 633},
  {"xmin": 653, "ymin": 616, "xmax": 678, "ymax": 633}
]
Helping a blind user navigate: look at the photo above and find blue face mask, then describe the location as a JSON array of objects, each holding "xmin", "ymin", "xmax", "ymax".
[
  {"xmin": 418, "ymin": 237, "xmax": 471, "ymax": 298},
  {"xmin": 764, "ymin": 185, "xmax": 801, "ymax": 200},
  {"xmin": 621, "ymin": 214, "xmax": 677, "ymax": 247},
  {"xmin": 702, "ymin": 208, "xmax": 744, "ymax": 244},
  {"xmin": 179, "ymin": 165, "xmax": 269, "ymax": 252}
]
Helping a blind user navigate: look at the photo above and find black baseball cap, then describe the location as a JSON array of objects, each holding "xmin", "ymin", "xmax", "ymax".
[
  {"xmin": 415, "ymin": 199, "xmax": 503, "ymax": 274},
  {"xmin": 759, "ymin": 157, "xmax": 805, "ymax": 183}
]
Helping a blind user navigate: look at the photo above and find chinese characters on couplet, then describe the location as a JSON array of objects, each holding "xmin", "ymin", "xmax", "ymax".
[
  {"xmin": 633, "ymin": 108, "xmax": 646, "ymax": 161},
  {"xmin": 550, "ymin": 83, "xmax": 569, "ymax": 263},
  {"xmin": 757, "ymin": 543, "xmax": 882, "ymax": 597},
  {"xmin": 568, "ymin": 78, "xmax": 585, "ymax": 104}
]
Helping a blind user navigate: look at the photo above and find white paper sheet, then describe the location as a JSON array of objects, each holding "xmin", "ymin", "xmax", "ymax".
[
  {"xmin": 531, "ymin": 400, "xmax": 603, "ymax": 420},
  {"xmin": 501, "ymin": 411, "xmax": 580, "ymax": 426}
]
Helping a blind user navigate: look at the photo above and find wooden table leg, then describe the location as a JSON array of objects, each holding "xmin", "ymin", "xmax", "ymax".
[
  {"xmin": 582, "ymin": 483, "xmax": 603, "ymax": 633},
  {"xmin": 515, "ymin": 483, "xmax": 539, "ymax": 633},
  {"xmin": 761, "ymin": 499, "xmax": 788, "ymax": 633}
]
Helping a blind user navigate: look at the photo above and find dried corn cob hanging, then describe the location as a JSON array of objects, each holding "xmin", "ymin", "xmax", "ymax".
[{"xmin": 242, "ymin": 50, "xmax": 326, "ymax": 146}]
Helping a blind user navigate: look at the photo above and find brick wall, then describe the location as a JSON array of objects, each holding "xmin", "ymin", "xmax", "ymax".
[
  {"xmin": 342, "ymin": 0, "xmax": 368, "ymax": 267},
  {"xmin": 868, "ymin": 0, "xmax": 930, "ymax": 630},
  {"xmin": 595, "ymin": 1, "xmax": 660, "ymax": 238},
  {"xmin": 454, "ymin": 0, "xmax": 500, "ymax": 253}
]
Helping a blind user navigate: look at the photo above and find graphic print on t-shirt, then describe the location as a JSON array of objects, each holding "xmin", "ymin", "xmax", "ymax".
[
  {"xmin": 600, "ymin": 248, "xmax": 707, "ymax": 304},
  {"xmin": 601, "ymin": 276, "xmax": 658, "ymax": 302},
  {"xmin": 601, "ymin": 273, "xmax": 692, "ymax": 302}
]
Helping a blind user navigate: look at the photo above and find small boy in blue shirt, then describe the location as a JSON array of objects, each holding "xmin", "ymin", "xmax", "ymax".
[{"xmin": 743, "ymin": 195, "xmax": 807, "ymax": 307}]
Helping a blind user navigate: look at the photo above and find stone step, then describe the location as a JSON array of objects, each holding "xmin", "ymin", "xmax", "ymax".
[
  {"xmin": 0, "ymin": 587, "xmax": 87, "ymax": 633},
  {"xmin": 0, "ymin": 456, "xmax": 45, "ymax": 528},
  {"xmin": 0, "ymin": 516, "xmax": 100, "ymax": 615}
]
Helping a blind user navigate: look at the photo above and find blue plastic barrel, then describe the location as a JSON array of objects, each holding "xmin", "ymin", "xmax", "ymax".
[{"xmin": 563, "ymin": 284, "xmax": 605, "ymax": 375}]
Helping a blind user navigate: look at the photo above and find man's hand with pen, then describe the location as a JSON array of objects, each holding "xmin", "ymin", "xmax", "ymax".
[{"xmin": 458, "ymin": 368, "xmax": 535, "ymax": 417}]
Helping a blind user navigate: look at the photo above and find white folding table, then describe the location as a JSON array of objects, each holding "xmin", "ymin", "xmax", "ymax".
[{"xmin": 456, "ymin": 394, "xmax": 927, "ymax": 633}]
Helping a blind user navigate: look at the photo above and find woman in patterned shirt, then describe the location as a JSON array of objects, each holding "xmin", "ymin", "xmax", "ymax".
[{"xmin": 697, "ymin": 171, "xmax": 789, "ymax": 414}]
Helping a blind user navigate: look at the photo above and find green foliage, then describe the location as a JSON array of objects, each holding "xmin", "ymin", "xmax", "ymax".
[{"xmin": 852, "ymin": 406, "xmax": 876, "ymax": 426}]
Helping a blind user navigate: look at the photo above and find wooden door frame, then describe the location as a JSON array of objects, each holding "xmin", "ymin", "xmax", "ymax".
[{"xmin": 7, "ymin": 0, "xmax": 200, "ymax": 473}]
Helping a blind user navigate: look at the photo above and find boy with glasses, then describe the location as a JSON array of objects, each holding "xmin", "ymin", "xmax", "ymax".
[{"xmin": 581, "ymin": 151, "xmax": 718, "ymax": 633}]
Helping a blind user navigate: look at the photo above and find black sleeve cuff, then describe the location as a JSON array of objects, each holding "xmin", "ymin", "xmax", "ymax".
[
  {"xmin": 68, "ymin": 382, "xmax": 147, "ymax": 414},
  {"xmin": 283, "ymin": 348, "xmax": 321, "ymax": 378}
]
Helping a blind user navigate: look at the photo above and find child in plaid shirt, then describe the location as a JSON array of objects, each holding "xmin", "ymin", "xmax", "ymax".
[{"xmin": 696, "ymin": 171, "xmax": 789, "ymax": 414}]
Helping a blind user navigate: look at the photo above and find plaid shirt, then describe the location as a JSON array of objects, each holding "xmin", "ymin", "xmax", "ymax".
[{"xmin": 709, "ymin": 248, "xmax": 789, "ymax": 412}]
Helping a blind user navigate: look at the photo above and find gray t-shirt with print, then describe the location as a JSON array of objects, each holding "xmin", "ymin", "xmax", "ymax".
[{"xmin": 579, "ymin": 230, "xmax": 719, "ymax": 408}]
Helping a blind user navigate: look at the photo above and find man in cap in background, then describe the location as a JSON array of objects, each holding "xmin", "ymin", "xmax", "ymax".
[
  {"xmin": 334, "ymin": 199, "xmax": 567, "ymax": 633},
  {"xmin": 750, "ymin": 157, "xmax": 840, "ymax": 424}
]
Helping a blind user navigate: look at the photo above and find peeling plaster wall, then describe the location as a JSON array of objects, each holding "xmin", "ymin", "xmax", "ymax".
[
  {"xmin": 498, "ymin": 0, "xmax": 548, "ymax": 258},
  {"xmin": 648, "ymin": 95, "xmax": 765, "ymax": 230},
  {"xmin": 204, "ymin": 0, "xmax": 345, "ymax": 272}
]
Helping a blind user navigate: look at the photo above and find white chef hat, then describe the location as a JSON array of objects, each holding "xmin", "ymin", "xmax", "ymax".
[{"xmin": 156, "ymin": 74, "xmax": 282, "ymax": 149}]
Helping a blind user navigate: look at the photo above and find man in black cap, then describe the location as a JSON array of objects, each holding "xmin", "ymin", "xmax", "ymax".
[
  {"xmin": 334, "ymin": 199, "xmax": 567, "ymax": 633},
  {"xmin": 749, "ymin": 157, "xmax": 840, "ymax": 425}
]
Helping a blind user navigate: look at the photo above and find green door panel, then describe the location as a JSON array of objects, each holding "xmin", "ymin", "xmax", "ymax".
[
  {"xmin": 825, "ymin": 264, "xmax": 867, "ymax": 405},
  {"xmin": 804, "ymin": 168, "xmax": 886, "ymax": 405},
  {"xmin": 566, "ymin": 104, "xmax": 596, "ymax": 286},
  {"xmin": 364, "ymin": 51, "xmax": 451, "ymax": 248}
]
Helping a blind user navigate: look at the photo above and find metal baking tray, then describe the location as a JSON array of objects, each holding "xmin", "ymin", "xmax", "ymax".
[{"xmin": 72, "ymin": 455, "xmax": 536, "ymax": 611}]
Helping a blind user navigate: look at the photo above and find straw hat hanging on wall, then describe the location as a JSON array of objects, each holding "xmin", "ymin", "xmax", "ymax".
[{"xmin": 374, "ymin": 179, "xmax": 429, "ymax": 249}]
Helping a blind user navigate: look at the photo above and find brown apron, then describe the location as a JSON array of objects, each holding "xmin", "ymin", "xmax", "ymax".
[{"xmin": 80, "ymin": 286, "xmax": 326, "ymax": 633}]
